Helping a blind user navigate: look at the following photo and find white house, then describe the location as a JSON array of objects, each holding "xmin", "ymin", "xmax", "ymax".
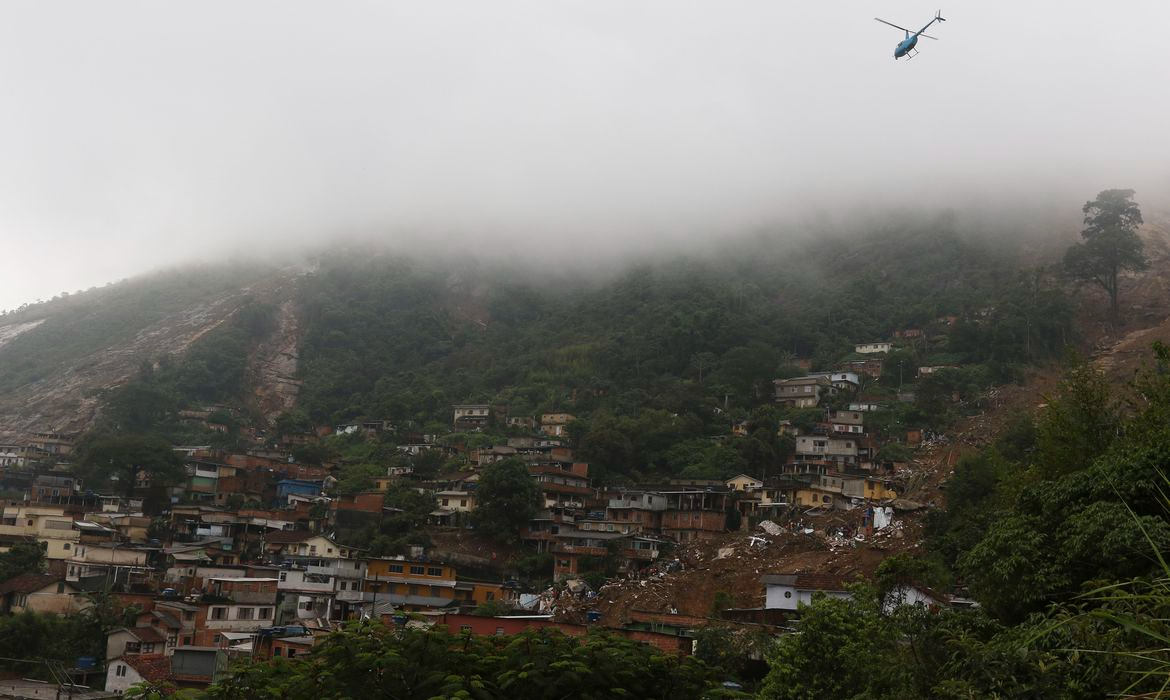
[
  {"xmin": 809, "ymin": 371, "xmax": 861, "ymax": 390},
  {"xmin": 762, "ymin": 573, "xmax": 853, "ymax": 611},
  {"xmin": 882, "ymin": 584, "xmax": 945, "ymax": 614},
  {"xmin": 854, "ymin": 342, "xmax": 892, "ymax": 355},
  {"xmin": 794, "ymin": 436, "xmax": 859, "ymax": 465},
  {"xmin": 105, "ymin": 654, "xmax": 172, "ymax": 695}
]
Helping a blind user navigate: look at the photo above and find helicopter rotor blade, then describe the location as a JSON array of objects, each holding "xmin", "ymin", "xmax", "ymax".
[
  {"xmin": 874, "ymin": 17, "xmax": 912, "ymax": 33},
  {"xmin": 918, "ymin": 33, "xmax": 939, "ymax": 40}
]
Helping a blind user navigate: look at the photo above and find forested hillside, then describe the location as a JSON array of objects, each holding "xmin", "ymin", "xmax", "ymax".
[{"xmin": 295, "ymin": 219, "xmax": 1071, "ymax": 429}]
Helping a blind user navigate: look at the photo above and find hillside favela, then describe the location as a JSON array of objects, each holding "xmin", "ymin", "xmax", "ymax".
[{"xmin": 3, "ymin": 3, "xmax": 1170, "ymax": 699}]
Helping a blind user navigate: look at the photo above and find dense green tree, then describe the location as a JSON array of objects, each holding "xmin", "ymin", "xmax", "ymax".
[
  {"xmin": 759, "ymin": 589, "xmax": 913, "ymax": 700},
  {"xmin": 291, "ymin": 442, "xmax": 335, "ymax": 466},
  {"xmin": 205, "ymin": 623, "xmax": 715, "ymax": 699},
  {"xmin": 1034, "ymin": 359, "xmax": 1120, "ymax": 479},
  {"xmin": 332, "ymin": 463, "xmax": 384, "ymax": 495},
  {"xmin": 0, "ymin": 541, "xmax": 45, "ymax": 583},
  {"xmin": 274, "ymin": 409, "xmax": 313, "ymax": 436},
  {"xmin": 473, "ymin": 458, "xmax": 539, "ymax": 543},
  {"xmin": 77, "ymin": 433, "xmax": 185, "ymax": 500},
  {"xmin": 0, "ymin": 610, "xmax": 106, "ymax": 679},
  {"xmin": 958, "ymin": 514, "xmax": 1065, "ymax": 623},
  {"xmin": 103, "ymin": 383, "xmax": 178, "ymax": 433},
  {"xmin": 1064, "ymin": 188, "xmax": 1146, "ymax": 316}
]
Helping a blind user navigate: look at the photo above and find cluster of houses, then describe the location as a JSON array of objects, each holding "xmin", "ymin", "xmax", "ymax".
[
  {"xmin": 0, "ymin": 330, "xmax": 957, "ymax": 694},
  {"xmin": 0, "ymin": 464, "xmax": 519, "ymax": 693}
]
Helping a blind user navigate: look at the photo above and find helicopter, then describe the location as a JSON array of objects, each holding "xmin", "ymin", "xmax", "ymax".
[{"xmin": 875, "ymin": 10, "xmax": 946, "ymax": 60}]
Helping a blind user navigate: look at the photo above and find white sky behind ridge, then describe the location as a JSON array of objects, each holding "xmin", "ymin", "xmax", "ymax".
[{"xmin": 1, "ymin": 1, "xmax": 1169, "ymax": 311}]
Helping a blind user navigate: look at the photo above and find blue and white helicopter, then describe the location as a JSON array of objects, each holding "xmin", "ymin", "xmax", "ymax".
[{"xmin": 875, "ymin": 10, "xmax": 946, "ymax": 60}]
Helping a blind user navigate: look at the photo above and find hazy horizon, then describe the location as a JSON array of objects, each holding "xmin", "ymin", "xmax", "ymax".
[{"xmin": 2, "ymin": 1, "xmax": 1169, "ymax": 312}]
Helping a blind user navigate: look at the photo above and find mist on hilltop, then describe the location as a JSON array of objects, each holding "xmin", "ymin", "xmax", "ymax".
[{"xmin": 1, "ymin": 1, "xmax": 1168, "ymax": 311}]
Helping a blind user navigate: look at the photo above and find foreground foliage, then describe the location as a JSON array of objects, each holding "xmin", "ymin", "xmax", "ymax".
[
  {"xmin": 205, "ymin": 623, "xmax": 717, "ymax": 700},
  {"xmin": 761, "ymin": 346, "xmax": 1170, "ymax": 698}
]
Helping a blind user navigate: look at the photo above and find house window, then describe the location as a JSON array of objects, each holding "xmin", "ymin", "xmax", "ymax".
[
  {"xmin": 426, "ymin": 567, "xmax": 442, "ymax": 576},
  {"xmin": 389, "ymin": 564, "xmax": 404, "ymax": 573},
  {"xmin": 410, "ymin": 566, "xmax": 424, "ymax": 575},
  {"xmin": 183, "ymin": 636, "xmax": 192, "ymax": 646},
  {"xmin": 339, "ymin": 581, "xmax": 347, "ymax": 590},
  {"xmin": 279, "ymin": 572, "xmax": 287, "ymax": 581},
  {"xmin": 309, "ymin": 546, "xmax": 317, "ymax": 554},
  {"xmin": 142, "ymin": 643, "xmax": 155, "ymax": 654},
  {"xmin": 495, "ymin": 627, "xmax": 505, "ymax": 636},
  {"xmin": 441, "ymin": 499, "xmax": 449, "ymax": 506},
  {"xmin": 486, "ymin": 592, "xmax": 494, "ymax": 602},
  {"xmin": 259, "ymin": 608, "xmax": 272, "ymax": 619},
  {"xmin": 183, "ymin": 612, "xmax": 195, "ymax": 621},
  {"xmin": 287, "ymin": 648, "xmax": 297, "ymax": 658},
  {"xmin": 62, "ymin": 543, "xmax": 70, "ymax": 550},
  {"xmin": 57, "ymin": 583, "xmax": 65, "ymax": 593},
  {"xmin": 211, "ymin": 608, "xmax": 227, "ymax": 620},
  {"xmin": 125, "ymin": 642, "xmax": 141, "ymax": 653},
  {"xmin": 237, "ymin": 607, "xmax": 254, "ymax": 620},
  {"xmin": 116, "ymin": 664, "xmax": 127, "ymax": 677},
  {"xmin": 273, "ymin": 648, "xmax": 282, "ymax": 657},
  {"xmin": 327, "ymin": 548, "xmax": 333, "ymax": 554}
]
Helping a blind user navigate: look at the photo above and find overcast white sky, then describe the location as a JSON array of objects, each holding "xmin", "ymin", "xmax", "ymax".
[{"xmin": 1, "ymin": 1, "xmax": 1169, "ymax": 311}]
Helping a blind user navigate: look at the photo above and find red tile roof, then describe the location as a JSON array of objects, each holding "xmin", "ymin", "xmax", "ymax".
[
  {"xmin": 127, "ymin": 626, "xmax": 168, "ymax": 644},
  {"xmin": 0, "ymin": 573, "xmax": 65, "ymax": 596},
  {"xmin": 123, "ymin": 654, "xmax": 172, "ymax": 682}
]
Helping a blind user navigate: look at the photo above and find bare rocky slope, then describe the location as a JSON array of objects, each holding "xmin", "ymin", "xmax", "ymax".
[{"xmin": 0, "ymin": 267, "xmax": 305, "ymax": 441}]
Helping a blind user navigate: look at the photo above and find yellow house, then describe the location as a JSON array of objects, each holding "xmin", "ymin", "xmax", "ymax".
[
  {"xmin": 263, "ymin": 531, "xmax": 355, "ymax": 559},
  {"xmin": 455, "ymin": 580, "xmax": 507, "ymax": 606},
  {"xmin": 363, "ymin": 558, "xmax": 507, "ymax": 611},
  {"xmin": 861, "ymin": 478, "xmax": 898, "ymax": 501},
  {"xmin": 794, "ymin": 485, "xmax": 843, "ymax": 509},
  {"xmin": 539, "ymin": 413, "xmax": 576, "ymax": 437},
  {"xmin": 0, "ymin": 505, "xmax": 80, "ymax": 560},
  {"xmin": 725, "ymin": 474, "xmax": 764, "ymax": 492}
]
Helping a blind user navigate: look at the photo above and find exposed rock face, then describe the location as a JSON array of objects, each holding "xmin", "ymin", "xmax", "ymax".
[
  {"xmin": 0, "ymin": 319, "xmax": 46, "ymax": 349},
  {"xmin": 0, "ymin": 291, "xmax": 242, "ymax": 440},
  {"xmin": 247, "ymin": 294, "xmax": 304, "ymax": 426},
  {"xmin": 0, "ymin": 271, "xmax": 305, "ymax": 441}
]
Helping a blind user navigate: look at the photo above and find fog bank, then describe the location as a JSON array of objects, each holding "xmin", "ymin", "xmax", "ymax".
[{"xmin": 2, "ymin": 1, "xmax": 1168, "ymax": 310}]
